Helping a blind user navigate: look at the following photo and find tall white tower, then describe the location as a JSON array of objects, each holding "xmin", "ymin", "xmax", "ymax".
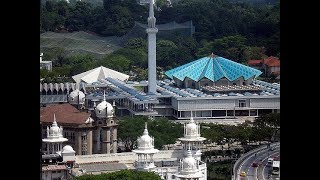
[
  {"xmin": 177, "ymin": 112, "xmax": 207, "ymax": 180},
  {"xmin": 133, "ymin": 122, "xmax": 159, "ymax": 171},
  {"xmin": 147, "ymin": 0, "xmax": 158, "ymax": 94},
  {"xmin": 42, "ymin": 114, "xmax": 68, "ymax": 155}
]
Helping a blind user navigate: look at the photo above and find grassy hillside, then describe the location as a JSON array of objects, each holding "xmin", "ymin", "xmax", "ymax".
[{"xmin": 40, "ymin": 31, "xmax": 122, "ymax": 58}]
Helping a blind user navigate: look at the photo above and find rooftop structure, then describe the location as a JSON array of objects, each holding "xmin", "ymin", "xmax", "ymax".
[
  {"xmin": 166, "ymin": 55, "xmax": 262, "ymax": 82},
  {"xmin": 72, "ymin": 66, "xmax": 129, "ymax": 84},
  {"xmin": 248, "ymin": 56, "xmax": 280, "ymax": 76},
  {"xmin": 133, "ymin": 122, "xmax": 159, "ymax": 171}
]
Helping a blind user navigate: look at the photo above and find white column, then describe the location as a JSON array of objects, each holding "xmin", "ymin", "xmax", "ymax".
[{"xmin": 147, "ymin": 28, "xmax": 158, "ymax": 94}]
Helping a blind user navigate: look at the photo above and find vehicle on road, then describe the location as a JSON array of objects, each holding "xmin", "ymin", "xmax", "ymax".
[
  {"xmin": 272, "ymin": 160, "xmax": 280, "ymax": 175},
  {"xmin": 240, "ymin": 171, "xmax": 247, "ymax": 177},
  {"xmin": 267, "ymin": 158, "xmax": 273, "ymax": 166}
]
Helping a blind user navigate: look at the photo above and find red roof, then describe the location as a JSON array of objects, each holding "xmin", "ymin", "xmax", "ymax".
[
  {"xmin": 40, "ymin": 103, "xmax": 91, "ymax": 125},
  {"xmin": 248, "ymin": 60, "xmax": 262, "ymax": 66},
  {"xmin": 271, "ymin": 71, "xmax": 280, "ymax": 75},
  {"xmin": 263, "ymin": 56, "xmax": 280, "ymax": 67}
]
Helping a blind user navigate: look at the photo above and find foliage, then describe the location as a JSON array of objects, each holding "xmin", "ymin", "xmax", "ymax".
[
  {"xmin": 76, "ymin": 169, "xmax": 161, "ymax": 180},
  {"xmin": 40, "ymin": 0, "xmax": 280, "ymax": 57},
  {"xmin": 207, "ymin": 160, "xmax": 233, "ymax": 180},
  {"xmin": 117, "ymin": 116, "xmax": 183, "ymax": 151},
  {"xmin": 99, "ymin": 54, "xmax": 132, "ymax": 72},
  {"xmin": 201, "ymin": 113, "xmax": 280, "ymax": 145}
]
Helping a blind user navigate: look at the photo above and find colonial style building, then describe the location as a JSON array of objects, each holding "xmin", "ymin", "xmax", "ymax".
[{"xmin": 40, "ymin": 90, "xmax": 118, "ymax": 155}]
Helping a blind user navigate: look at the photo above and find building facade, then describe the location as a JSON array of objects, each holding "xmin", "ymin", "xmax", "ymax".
[{"xmin": 40, "ymin": 89, "xmax": 118, "ymax": 155}]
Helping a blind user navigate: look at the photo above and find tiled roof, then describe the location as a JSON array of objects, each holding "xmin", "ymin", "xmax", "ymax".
[
  {"xmin": 165, "ymin": 56, "xmax": 262, "ymax": 82},
  {"xmin": 247, "ymin": 60, "xmax": 262, "ymax": 65},
  {"xmin": 40, "ymin": 103, "xmax": 91, "ymax": 125},
  {"xmin": 42, "ymin": 165, "xmax": 67, "ymax": 171},
  {"xmin": 263, "ymin": 56, "xmax": 280, "ymax": 67}
]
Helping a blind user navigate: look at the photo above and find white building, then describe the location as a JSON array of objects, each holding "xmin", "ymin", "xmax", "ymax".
[
  {"xmin": 40, "ymin": 53, "xmax": 52, "ymax": 71},
  {"xmin": 133, "ymin": 117, "xmax": 207, "ymax": 180},
  {"xmin": 41, "ymin": 117, "xmax": 76, "ymax": 180},
  {"xmin": 132, "ymin": 122, "xmax": 159, "ymax": 171}
]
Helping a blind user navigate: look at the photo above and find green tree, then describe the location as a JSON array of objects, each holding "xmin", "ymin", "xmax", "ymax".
[
  {"xmin": 156, "ymin": 40, "xmax": 178, "ymax": 68},
  {"xmin": 125, "ymin": 38, "xmax": 147, "ymax": 50},
  {"xmin": 114, "ymin": 48, "xmax": 148, "ymax": 68},
  {"xmin": 118, "ymin": 116, "xmax": 183, "ymax": 151},
  {"xmin": 77, "ymin": 169, "xmax": 161, "ymax": 180},
  {"xmin": 99, "ymin": 54, "xmax": 131, "ymax": 72}
]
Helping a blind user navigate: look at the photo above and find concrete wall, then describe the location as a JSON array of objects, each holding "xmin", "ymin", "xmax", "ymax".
[{"xmin": 75, "ymin": 150, "xmax": 184, "ymax": 164}]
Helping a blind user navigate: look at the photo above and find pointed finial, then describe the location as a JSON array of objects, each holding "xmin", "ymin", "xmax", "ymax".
[
  {"xmin": 53, "ymin": 113, "xmax": 56, "ymax": 123},
  {"xmin": 103, "ymin": 90, "xmax": 106, "ymax": 101},
  {"xmin": 143, "ymin": 122, "xmax": 149, "ymax": 135},
  {"xmin": 52, "ymin": 113, "xmax": 58, "ymax": 126},
  {"xmin": 210, "ymin": 52, "xmax": 218, "ymax": 58},
  {"xmin": 190, "ymin": 111, "xmax": 194, "ymax": 122}
]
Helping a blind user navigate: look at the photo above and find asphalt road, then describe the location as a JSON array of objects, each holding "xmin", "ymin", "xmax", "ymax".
[{"xmin": 236, "ymin": 145, "xmax": 280, "ymax": 180}]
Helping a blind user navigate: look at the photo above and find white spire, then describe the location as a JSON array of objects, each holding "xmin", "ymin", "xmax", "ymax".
[
  {"xmin": 190, "ymin": 111, "xmax": 194, "ymax": 123},
  {"xmin": 53, "ymin": 113, "xmax": 57, "ymax": 126},
  {"xmin": 148, "ymin": 0, "xmax": 156, "ymax": 28},
  {"xmin": 143, "ymin": 122, "xmax": 149, "ymax": 135},
  {"xmin": 149, "ymin": 0, "xmax": 155, "ymax": 18}
]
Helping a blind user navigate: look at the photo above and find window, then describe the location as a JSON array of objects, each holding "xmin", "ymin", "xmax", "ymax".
[
  {"xmin": 81, "ymin": 133, "xmax": 87, "ymax": 141},
  {"xmin": 171, "ymin": 175, "xmax": 175, "ymax": 179},
  {"xmin": 99, "ymin": 110, "xmax": 101, "ymax": 114},
  {"xmin": 238, "ymin": 100, "xmax": 246, "ymax": 107}
]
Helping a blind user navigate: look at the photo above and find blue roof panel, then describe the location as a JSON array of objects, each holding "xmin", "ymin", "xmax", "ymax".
[{"xmin": 165, "ymin": 56, "xmax": 262, "ymax": 82}]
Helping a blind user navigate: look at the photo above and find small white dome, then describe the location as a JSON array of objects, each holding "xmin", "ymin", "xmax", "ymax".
[
  {"xmin": 49, "ymin": 121, "xmax": 60, "ymax": 135},
  {"xmin": 68, "ymin": 89, "xmax": 85, "ymax": 105},
  {"xmin": 95, "ymin": 100, "xmax": 114, "ymax": 118},
  {"xmin": 137, "ymin": 123, "xmax": 154, "ymax": 150},
  {"xmin": 185, "ymin": 117, "xmax": 198, "ymax": 137},
  {"xmin": 62, "ymin": 145, "xmax": 75, "ymax": 153}
]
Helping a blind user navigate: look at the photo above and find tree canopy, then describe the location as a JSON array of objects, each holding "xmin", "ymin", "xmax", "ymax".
[
  {"xmin": 76, "ymin": 169, "xmax": 162, "ymax": 180},
  {"xmin": 117, "ymin": 116, "xmax": 183, "ymax": 151}
]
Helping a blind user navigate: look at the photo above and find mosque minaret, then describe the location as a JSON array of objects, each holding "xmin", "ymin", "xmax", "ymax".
[{"xmin": 147, "ymin": 0, "xmax": 158, "ymax": 94}]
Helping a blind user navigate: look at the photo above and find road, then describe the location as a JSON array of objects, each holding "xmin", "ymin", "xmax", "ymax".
[{"xmin": 236, "ymin": 144, "xmax": 280, "ymax": 180}]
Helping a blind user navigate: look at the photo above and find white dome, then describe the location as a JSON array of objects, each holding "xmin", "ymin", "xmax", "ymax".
[
  {"xmin": 185, "ymin": 117, "xmax": 199, "ymax": 137},
  {"xmin": 49, "ymin": 121, "xmax": 60, "ymax": 136},
  {"xmin": 68, "ymin": 89, "xmax": 85, "ymax": 105},
  {"xmin": 95, "ymin": 100, "xmax": 114, "ymax": 118},
  {"xmin": 62, "ymin": 145, "xmax": 75, "ymax": 153},
  {"xmin": 47, "ymin": 115, "xmax": 63, "ymax": 138},
  {"xmin": 137, "ymin": 123, "xmax": 154, "ymax": 150}
]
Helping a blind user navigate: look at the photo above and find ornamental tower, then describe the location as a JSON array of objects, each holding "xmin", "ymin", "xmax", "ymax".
[
  {"xmin": 42, "ymin": 114, "xmax": 68, "ymax": 155},
  {"xmin": 133, "ymin": 122, "xmax": 159, "ymax": 171}
]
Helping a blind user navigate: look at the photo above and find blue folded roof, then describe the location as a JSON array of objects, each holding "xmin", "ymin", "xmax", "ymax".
[{"xmin": 165, "ymin": 56, "xmax": 262, "ymax": 82}]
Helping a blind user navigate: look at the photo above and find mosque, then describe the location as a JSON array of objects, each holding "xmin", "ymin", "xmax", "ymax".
[
  {"xmin": 41, "ymin": 0, "xmax": 279, "ymax": 124},
  {"xmin": 40, "ymin": 0, "xmax": 279, "ymax": 179}
]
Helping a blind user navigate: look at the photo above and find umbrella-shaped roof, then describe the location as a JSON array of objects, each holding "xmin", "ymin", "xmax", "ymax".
[
  {"xmin": 165, "ymin": 55, "xmax": 262, "ymax": 82},
  {"xmin": 72, "ymin": 66, "xmax": 129, "ymax": 84}
]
